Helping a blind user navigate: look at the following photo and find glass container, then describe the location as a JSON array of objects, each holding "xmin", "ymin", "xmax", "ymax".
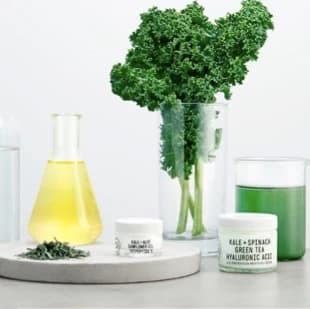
[
  {"xmin": 235, "ymin": 157, "xmax": 306, "ymax": 260},
  {"xmin": 0, "ymin": 116, "xmax": 20, "ymax": 242},
  {"xmin": 28, "ymin": 114, "xmax": 103, "ymax": 245},
  {"xmin": 159, "ymin": 103, "xmax": 228, "ymax": 255}
]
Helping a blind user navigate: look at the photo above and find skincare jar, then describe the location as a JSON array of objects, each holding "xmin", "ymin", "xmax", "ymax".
[
  {"xmin": 218, "ymin": 213, "xmax": 277, "ymax": 273},
  {"xmin": 115, "ymin": 218, "xmax": 163, "ymax": 257}
]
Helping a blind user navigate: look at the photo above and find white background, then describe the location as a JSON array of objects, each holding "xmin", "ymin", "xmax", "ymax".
[{"xmin": 0, "ymin": 0, "xmax": 309, "ymax": 244}]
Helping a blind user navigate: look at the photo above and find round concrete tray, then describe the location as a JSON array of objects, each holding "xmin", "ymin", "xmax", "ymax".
[{"xmin": 0, "ymin": 242, "xmax": 201, "ymax": 283}]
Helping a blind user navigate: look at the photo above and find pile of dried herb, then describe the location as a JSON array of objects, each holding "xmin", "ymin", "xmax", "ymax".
[{"xmin": 18, "ymin": 239, "xmax": 90, "ymax": 260}]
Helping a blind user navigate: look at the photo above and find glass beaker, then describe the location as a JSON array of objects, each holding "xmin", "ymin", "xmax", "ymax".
[
  {"xmin": 28, "ymin": 114, "xmax": 103, "ymax": 245},
  {"xmin": 0, "ymin": 116, "xmax": 20, "ymax": 242},
  {"xmin": 235, "ymin": 157, "xmax": 306, "ymax": 260},
  {"xmin": 159, "ymin": 103, "xmax": 228, "ymax": 256}
]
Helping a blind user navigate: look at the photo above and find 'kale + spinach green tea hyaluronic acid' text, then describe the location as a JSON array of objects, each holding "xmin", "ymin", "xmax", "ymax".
[
  {"xmin": 218, "ymin": 213, "xmax": 277, "ymax": 273},
  {"xmin": 235, "ymin": 158, "xmax": 306, "ymax": 261},
  {"xmin": 236, "ymin": 186, "xmax": 305, "ymax": 260}
]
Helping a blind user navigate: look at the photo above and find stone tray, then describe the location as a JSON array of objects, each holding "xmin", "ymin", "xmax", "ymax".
[{"xmin": 0, "ymin": 242, "xmax": 201, "ymax": 284}]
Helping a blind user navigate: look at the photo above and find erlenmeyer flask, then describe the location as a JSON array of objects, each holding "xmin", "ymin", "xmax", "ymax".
[{"xmin": 28, "ymin": 114, "xmax": 103, "ymax": 245}]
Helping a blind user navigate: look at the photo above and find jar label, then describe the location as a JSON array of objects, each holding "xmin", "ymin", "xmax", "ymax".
[
  {"xmin": 219, "ymin": 231, "xmax": 277, "ymax": 270},
  {"xmin": 115, "ymin": 234, "xmax": 162, "ymax": 257}
]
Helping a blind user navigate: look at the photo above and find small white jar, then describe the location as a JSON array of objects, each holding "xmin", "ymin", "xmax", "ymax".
[
  {"xmin": 115, "ymin": 218, "xmax": 163, "ymax": 257},
  {"xmin": 218, "ymin": 213, "xmax": 277, "ymax": 273}
]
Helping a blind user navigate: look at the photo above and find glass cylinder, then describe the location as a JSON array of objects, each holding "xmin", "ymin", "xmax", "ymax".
[
  {"xmin": 28, "ymin": 114, "xmax": 103, "ymax": 245},
  {"xmin": 235, "ymin": 157, "xmax": 306, "ymax": 260},
  {"xmin": 0, "ymin": 116, "xmax": 20, "ymax": 242},
  {"xmin": 0, "ymin": 147, "xmax": 20, "ymax": 242},
  {"xmin": 159, "ymin": 103, "xmax": 228, "ymax": 255}
]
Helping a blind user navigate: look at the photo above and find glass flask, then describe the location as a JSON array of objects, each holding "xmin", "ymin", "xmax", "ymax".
[
  {"xmin": 235, "ymin": 157, "xmax": 306, "ymax": 260},
  {"xmin": 0, "ymin": 116, "xmax": 20, "ymax": 242},
  {"xmin": 159, "ymin": 103, "xmax": 228, "ymax": 256},
  {"xmin": 28, "ymin": 114, "xmax": 103, "ymax": 245}
]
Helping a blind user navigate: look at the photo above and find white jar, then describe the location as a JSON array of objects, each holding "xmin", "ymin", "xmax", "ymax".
[
  {"xmin": 218, "ymin": 213, "xmax": 277, "ymax": 273},
  {"xmin": 115, "ymin": 218, "xmax": 163, "ymax": 257}
]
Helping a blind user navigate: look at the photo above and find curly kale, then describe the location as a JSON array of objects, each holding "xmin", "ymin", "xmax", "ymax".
[
  {"xmin": 160, "ymin": 103, "xmax": 203, "ymax": 180},
  {"xmin": 111, "ymin": 0, "xmax": 273, "ymax": 108},
  {"xmin": 111, "ymin": 0, "xmax": 273, "ymax": 235}
]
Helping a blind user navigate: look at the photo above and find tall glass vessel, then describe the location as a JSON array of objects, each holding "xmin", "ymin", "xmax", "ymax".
[
  {"xmin": 0, "ymin": 115, "xmax": 20, "ymax": 242},
  {"xmin": 159, "ymin": 103, "xmax": 228, "ymax": 255},
  {"xmin": 28, "ymin": 114, "xmax": 102, "ymax": 245}
]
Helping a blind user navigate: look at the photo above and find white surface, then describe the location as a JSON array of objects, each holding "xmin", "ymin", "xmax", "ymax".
[
  {"xmin": 0, "ymin": 242, "xmax": 200, "ymax": 283},
  {"xmin": 0, "ymin": 254, "xmax": 309, "ymax": 308},
  {"xmin": 219, "ymin": 213, "xmax": 277, "ymax": 230},
  {"xmin": 0, "ymin": 1, "xmax": 309, "ymax": 245}
]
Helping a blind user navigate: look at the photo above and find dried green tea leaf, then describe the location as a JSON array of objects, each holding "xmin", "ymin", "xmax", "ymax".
[{"xmin": 18, "ymin": 239, "xmax": 90, "ymax": 260}]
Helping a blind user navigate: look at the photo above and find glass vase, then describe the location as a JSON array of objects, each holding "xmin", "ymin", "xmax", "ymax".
[{"xmin": 159, "ymin": 103, "xmax": 227, "ymax": 255}]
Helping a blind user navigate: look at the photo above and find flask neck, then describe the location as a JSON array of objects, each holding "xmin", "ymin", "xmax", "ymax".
[{"xmin": 51, "ymin": 114, "xmax": 81, "ymax": 161}]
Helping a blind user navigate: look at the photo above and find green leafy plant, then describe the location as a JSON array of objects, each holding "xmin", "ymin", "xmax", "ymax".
[
  {"xmin": 110, "ymin": 0, "xmax": 273, "ymax": 236},
  {"xmin": 18, "ymin": 239, "xmax": 90, "ymax": 260}
]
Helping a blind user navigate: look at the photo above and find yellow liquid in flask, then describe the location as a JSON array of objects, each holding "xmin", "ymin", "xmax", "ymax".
[{"xmin": 28, "ymin": 160, "xmax": 103, "ymax": 245}]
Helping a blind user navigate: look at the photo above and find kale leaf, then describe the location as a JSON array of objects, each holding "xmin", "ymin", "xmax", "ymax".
[{"xmin": 111, "ymin": 0, "xmax": 273, "ymax": 109}]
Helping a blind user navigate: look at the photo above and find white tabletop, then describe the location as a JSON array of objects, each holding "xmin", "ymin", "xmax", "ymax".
[{"xmin": 0, "ymin": 253, "xmax": 308, "ymax": 308}]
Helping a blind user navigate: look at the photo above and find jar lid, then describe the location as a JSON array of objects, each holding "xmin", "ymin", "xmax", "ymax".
[
  {"xmin": 115, "ymin": 218, "xmax": 163, "ymax": 234},
  {"xmin": 219, "ymin": 213, "xmax": 277, "ymax": 230}
]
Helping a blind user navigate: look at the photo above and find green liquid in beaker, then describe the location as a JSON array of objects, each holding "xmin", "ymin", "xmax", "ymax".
[{"xmin": 236, "ymin": 185, "xmax": 305, "ymax": 261}]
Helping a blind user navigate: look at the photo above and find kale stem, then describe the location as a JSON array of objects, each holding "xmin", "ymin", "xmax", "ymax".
[
  {"xmin": 192, "ymin": 158, "xmax": 204, "ymax": 236},
  {"xmin": 178, "ymin": 179, "xmax": 194, "ymax": 219},
  {"xmin": 176, "ymin": 179, "xmax": 190, "ymax": 234},
  {"xmin": 188, "ymin": 190, "xmax": 195, "ymax": 219},
  {"xmin": 178, "ymin": 178, "xmax": 206, "ymax": 234},
  {"xmin": 189, "ymin": 192, "xmax": 206, "ymax": 233}
]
